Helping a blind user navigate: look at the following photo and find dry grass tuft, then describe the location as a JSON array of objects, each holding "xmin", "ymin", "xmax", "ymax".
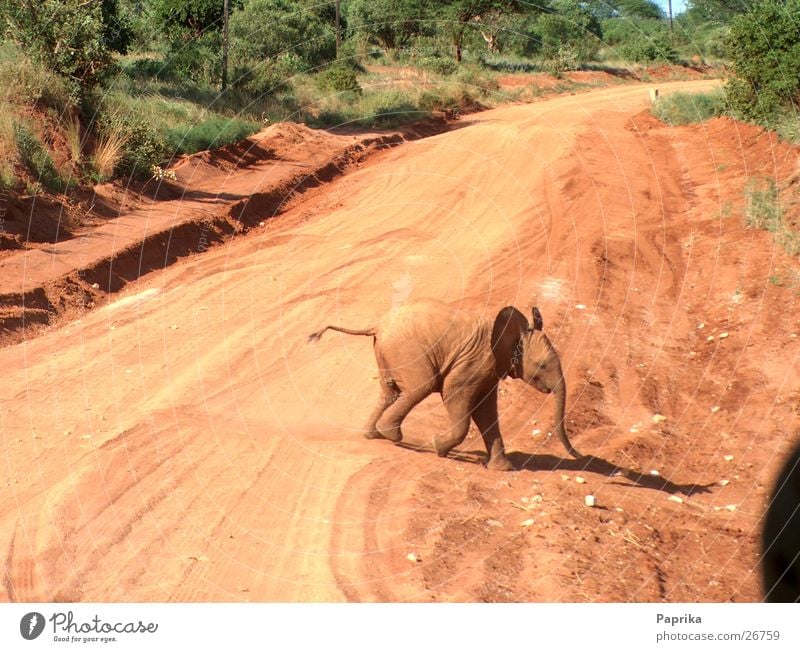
[{"xmin": 92, "ymin": 127, "xmax": 128, "ymax": 181}]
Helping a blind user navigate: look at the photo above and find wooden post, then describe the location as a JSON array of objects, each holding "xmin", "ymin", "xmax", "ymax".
[{"xmin": 335, "ymin": 0, "xmax": 341, "ymax": 58}]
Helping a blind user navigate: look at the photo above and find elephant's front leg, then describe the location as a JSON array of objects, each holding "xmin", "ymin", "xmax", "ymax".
[{"xmin": 471, "ymin": 386, "xmax": 514, "ymax": 471}]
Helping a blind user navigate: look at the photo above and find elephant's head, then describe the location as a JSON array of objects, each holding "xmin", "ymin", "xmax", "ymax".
[{"xmin": 491, "ymin": 306, "xmax": 581, "ymax": 458}]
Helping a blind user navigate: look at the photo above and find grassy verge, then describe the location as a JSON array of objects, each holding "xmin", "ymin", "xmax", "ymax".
[
  {"xmin": 745, "ymin": 177, "xmax": 800, "ymax": 256},
  {"xmin": 0, "ymin": 109, "xmax": 16, "ymax": 190},
  {"xmin": 14, "ymin": 123, "xmax": 69, "ymax": 192},
  {"xmin": 651, "ymin": 89, "xmax": 727, "ymax": 125}
]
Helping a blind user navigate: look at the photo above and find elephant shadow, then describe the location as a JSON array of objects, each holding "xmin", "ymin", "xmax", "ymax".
[{"xmin": 396, "ymin": 443, "xmax": 715, "ymax": 497}]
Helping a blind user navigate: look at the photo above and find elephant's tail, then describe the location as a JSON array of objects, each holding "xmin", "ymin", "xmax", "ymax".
[{"xmin": 307, "ymin": 325, "xmax": 376, "ymax": 343}]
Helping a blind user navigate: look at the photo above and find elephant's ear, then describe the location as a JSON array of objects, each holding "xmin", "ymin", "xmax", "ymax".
[{"xmin": 491, "ymin": 306, "xmax": 529, "ymax": 379}]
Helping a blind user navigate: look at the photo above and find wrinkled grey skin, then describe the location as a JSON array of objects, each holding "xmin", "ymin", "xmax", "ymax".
[{"xmin": 308, "ymin": 299, "xmax": 581, "ymax": 471}]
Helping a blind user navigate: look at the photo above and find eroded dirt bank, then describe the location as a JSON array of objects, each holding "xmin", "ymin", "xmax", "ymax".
[{"xmin": 1, "ymin": 80, "xmax": 798, "ymax": 602}]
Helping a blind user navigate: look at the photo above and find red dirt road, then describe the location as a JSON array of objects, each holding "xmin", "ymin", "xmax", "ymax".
[{"xmin": 2, "ymin": 80, "xmax": 800, "ymax": 602}]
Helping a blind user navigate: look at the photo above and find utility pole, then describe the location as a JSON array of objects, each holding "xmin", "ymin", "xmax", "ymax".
[
  {"xmin": 335, "ymin": 0, "xmax": 341, "ymax": 59},
  {"xmin": 668, "ymin": 0, "xmax": 673, "ymax": 38},
  {"xmin": 222, "ymin": 0, "xmax": 230, "ymax": 91}
]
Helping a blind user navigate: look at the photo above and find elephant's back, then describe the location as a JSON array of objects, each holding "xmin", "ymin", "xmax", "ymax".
[
  {"xmin": 375, "ymin": 299, "xmax": 489, "ymax": 368},
  {"xmin": 378, "ymin": 299, "xmax": 465, "ymax": 339}
]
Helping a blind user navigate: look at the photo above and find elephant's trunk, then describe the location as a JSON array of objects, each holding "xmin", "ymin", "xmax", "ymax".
[{"xmin": 553, "ymin": 376, "xmax": 582, "ymax": 459}]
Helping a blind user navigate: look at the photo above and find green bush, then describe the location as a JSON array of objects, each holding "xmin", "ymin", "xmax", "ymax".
[
  {"xmin": 536, "ymin": 1, "xmax": 602, "ymax": 71},
  {"xmin": 119, "ymin": 56, "xmax": 179, "ymax": 83},
  {"xmin": 0, "ymin": 42, "xmax": 72, "ymax": 111},
  {"xmin": 0, "ymin": 0, "xmax": 115, "ymax": 97},
  {"xmin": 14, "ymin": 123, "xmax": 65, "ymax": 192},
  {"xmin": 618, "ymin": 32, "xmax": 679, "ymax": 63},
  {"xmin": 543, "ymin": 47, "xmax": 580, "ymax": 75},
  {"xmin": 601, "ymin": 16, "xmax": 679, "ymax": 64},
  {"xmin": 363, "ymin": 95, "xmax": 420, "ymax": 127},
  {"xmin": 97, "ymin": 114, "xmax": 168, "ymax": 178},
  {"xmin": 315, "ymin": 63, "xmax": 362, "ymax": 95},
  {"xmin": 455, "ymin": 68, "xmax": 499, "ymax": 94},
  {"xmin": 651, "ymin": 90, "xmax": 726, "ymax": 125},
  {"xmin": 686, "ymin": 24, "xmax": 729, "ymax": 60},
  {"xmin": 725, "ymin": 0, "xmax": 800, "ymax": 122},
  {"xmin": 743, "ymin": 177, "xmax": 800, "ymax": 255},
  {"xmin": 168, "ymin": 30, "xmax": 223, "ymax": 86},
  {"xmin": 418, "ymin": 56, "xmax": 459, "ymax": 76},
  {"xmin": 745, "ymin": 177, "xmax": 780, "ymax": 231},
  {"xmin": 231, "ymin": 57, "xmax": 298, "ymax": 97},
  {"xmin": 343, "ymin": 0, "xmax": 428, "ymax": 51},
  {"xmin": 230, "ymin": 0, "xmax": 336, "ymax": 71},
  {"xmin": 166, "ymin": 116, "xmax": 259, "ymax": 155}
]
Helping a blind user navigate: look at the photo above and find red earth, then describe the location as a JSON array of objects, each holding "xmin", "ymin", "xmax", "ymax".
[{"xmin": 1, "ymin": 79, "xmax": 799, "ymax": 602}]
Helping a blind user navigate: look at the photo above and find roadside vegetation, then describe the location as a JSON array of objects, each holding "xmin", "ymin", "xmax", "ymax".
[
  {"xmin": 744, "ymin": 178, "xmax": 800, "ymax": 257},
  {"xmin": 0, "ymin": 0, "xmax": 795, "ymax": 199},
  {"xmin": 642, "ymin": 0, "xmax": 800, "ymax": 258}
]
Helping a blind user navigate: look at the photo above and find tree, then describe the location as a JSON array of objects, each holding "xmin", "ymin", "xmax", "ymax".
[
  {"xmin": 617, "ymin": 0, "xmax": 665, "ymax": 20},
  {"xmin": 101, "ymin": 0, "xmax": 134, "ymax": 53},
  {"xmin": 685, "ymin": 0, "xmax": 752, "ymax": 25},
  {"xmin": 725, "ymin": 0, "xmax": 800, "ymax": 121},
  {"xmin": 148, "ymin": 0, "xmax": 229, "ymax": 39},
  {"xmin": 230, "ymin": 0, "xmax": 335, "ymax": 68},
  {"xmin": 0, "ymin": 0, "xmax": 114, "ymax": 95},
  {"xmin": 536, "ymin": 0, "xmax": 602, "ymax": 70},
  {"xmin": 434, "ymin": 1, "xmax": 525, "ymax": 61},
  {"xmin": 587, "ymin": 0, "xmax": 664, "ymax": 21},
  {"xmin": 343, "ymin": 0, "xmax": 428, "ymax": 51}
]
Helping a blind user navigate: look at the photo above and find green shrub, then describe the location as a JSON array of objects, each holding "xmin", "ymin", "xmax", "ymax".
[
  {"xmin": 166, "ymin": 116, "xmax": 259, "ymax": 154},
  {"xmin": 688, "ymin": 25, "xmax": 730, "ymax": 60},
  {"xmin": 14, "ymin": 123, "xmax": 65, "ymax": 192},
  {"xmin": 543, "ymin": 47, "xmax": 580, "ymax": 75},
  {"xmin": 0, "ymin": 42, "xmax": 72, "ymax": 111},
  {"xmin": 745, "ymin": 178, "xmax": 781, "ymax": 231},
  {"xmin": 97, "ymin": 114, "xmax": 168, "ymax": 178},
  {"xmin": 418, "ymin": 56, "xmax": 459, "ymax": 76},
  {"xmin": 652, "ymin": 90, "xmax": 726, "ymax": 125},
  {"xmin": 232, "ymin": 61, "xmax": 294, "ymax": 96},
  {"xmin": 343, "ymin": 0, "xmax": 428, "ymax": 51},
  {"xmin": 119, "ymin": 56, "xmax": 179, "ymax": 83},
  {"xmin": 363, "ymin": 95, "xmax": 421, "ymax": 127},
  {"xmin": 230, "ymin": 0, "xmax": 336, "ymax": 71},
  {"xmin": 725, "ymin": 0, "xmax": 800, "ymax": 122},
  {"xmin": 0, "ymin": 0, "xmax": 115, "ymax": 97},
  {"xmin": 744, "ymin": 177, "xmax": 800, "ymax": 256},
  {"xmin": 0, "ymin": 111, "xmax": 16, "ymax": 189},
  {"xmin": 315, "ymin": 63, "xmax": 362, "ymax": 95},
  {"xmin": 168, "ymin": 30, "xmax": 223, "ymax": 86},
  {"xmin": 618, "ymin": 32, "xmax": 679, "ymax": 63},
  {"xmin": 536, "ymin": 1, "xmax": 602, "ymax": 72},
  {"xmin": 417, "ymin": 90, "xmax": 460, "ymax": 113}
]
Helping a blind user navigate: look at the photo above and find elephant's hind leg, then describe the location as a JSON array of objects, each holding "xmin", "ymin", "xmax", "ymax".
[
  {"xmin": 433, "ymin": 394, "xmax": 473, "ymax": 458},
  {"xmin": 471, "ymin": 387, "xmax": 513, "ymax": 471},
  {"xmin": 363, "ymin": 379, "xmax": 400, "ymax": 439},
  {"xmin": 374, "ymin": 383, "xmax": 433, "ymax": 443}
]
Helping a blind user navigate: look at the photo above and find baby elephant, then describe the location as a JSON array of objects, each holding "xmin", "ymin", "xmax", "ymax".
[{"xmin": 308, "ymin": 299, "xmax": 581, "ymax": 471}]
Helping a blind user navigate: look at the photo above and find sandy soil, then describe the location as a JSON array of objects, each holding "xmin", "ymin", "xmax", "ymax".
[{"xmin": 1, "ymin": 79, "xmax": 799, "ymax": 603}]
